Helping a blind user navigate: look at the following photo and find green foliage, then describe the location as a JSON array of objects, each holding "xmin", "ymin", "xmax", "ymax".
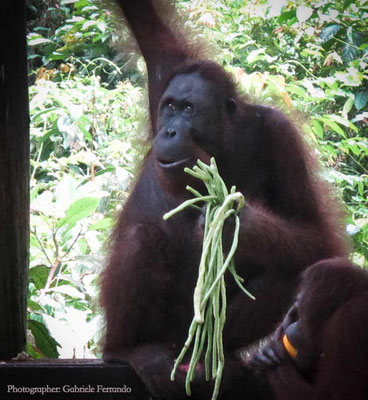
[
  {"xmin": 27, "ymin": 0, "xmax": 126, "ymax": 85},
  {"xmin": 27, "ymin": 319, "xmax": 60, "ymax": 358},
  {"xmin": 27, "ymin": 0, "xmax": 367, "ymax": 356},
  {"xmin": 28, "ymin": 69, "xmax": 144, "ymax": 357}
]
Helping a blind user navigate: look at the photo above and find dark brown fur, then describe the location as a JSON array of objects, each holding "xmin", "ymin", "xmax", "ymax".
[
  {"xmin": 100, "ymin": 1, "xmax": 350, "ymax": 398},
  {"xmin": 242, "ymin": 259, "xmax": 368, "ymax": 400}
]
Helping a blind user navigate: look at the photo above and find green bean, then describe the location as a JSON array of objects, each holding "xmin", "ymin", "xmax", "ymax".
[
  {"xmin": 186, "ymin": 185, "xmax": 204, "ymax": 198},
  {"xmin": 165, "ymin": 158, "xmax": 254, "ymax": 400},
  {"xmin": 185, "ymin": 324, "xmax": 202, "ymax": 395},
  {"xmin": 204, "ymin": 301, "xmax": 213, "ymax": 380},
  {"xmin": 170, "ymin": 316, "xmax": 197, "ymax": 380},
  {"xmin": 163, "ymin": 195, "xmax": 216, "ymax": 220}
]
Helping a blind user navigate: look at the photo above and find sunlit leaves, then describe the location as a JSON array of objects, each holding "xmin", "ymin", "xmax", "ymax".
[
  {"xmin": 335, "ymin": 67, "xmax": 364, "ymax": 87},
  {"xmin": 312, "ymin": 119, "xmax": 324, "ymax": 139},
  {"xmin": 277, "ymin": 9, "xmax": 297, "ymax": 24},
  {"xmin": 317, "ymin": 116, "xmax": 346, "ymax": 138},
  {"xmin": 57, "ymin": 197, "xmax": 100, "ymax": 230},
  {"xmin": 296, "ymin": 6, "xmax": 313, "ymax": 23},
  {"xmin": 28, "ymin": 35, "xmax": 53, "ymax": 46},
  {"xmin": 342, "ymin": 97, "xmax": 354, "ymax": 117}
]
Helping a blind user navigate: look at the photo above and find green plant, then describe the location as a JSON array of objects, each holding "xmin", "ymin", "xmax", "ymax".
[{"xmin": 28, "ymin": 69, "xmax": 145, "ymax": 357}]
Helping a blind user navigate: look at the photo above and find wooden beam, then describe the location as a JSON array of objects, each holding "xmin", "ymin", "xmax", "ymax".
[{"xmin": 0, "ymin": 0, "xmax": 30, "ymax": 359}]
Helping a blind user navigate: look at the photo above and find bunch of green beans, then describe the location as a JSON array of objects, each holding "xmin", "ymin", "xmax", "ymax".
[{"xmin": 163, "ymin": 158, "xmax": 255, "ymax": 400}]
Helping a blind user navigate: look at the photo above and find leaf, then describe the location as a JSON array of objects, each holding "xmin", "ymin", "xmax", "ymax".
[
  {"xmin": 352, "ymin": 112, "xmax": 368, "ymax": 123},
  {"xmin": 323, "ymin": 144, "xmax": 338, "ymax": 158},
  {"xmin": 77, "ymin": 115, "xmax": 92, "ymax": 141},
  {"xmin": 354, "ymin": 92, "xmax": 368, "ymax": 111},
  {"xmin": 88, "ymin": 217, "xmax": 113, "ymax": 231},
  {"xmin": 296, "ymin": 6, "xmax": 313, "ymax": 23},
  {"xmin": 48, "ymin": 285, "xmax": 85, "ymax": 299},
  {"xmin": 28, "ymin": 38, "xmax": 52, "ymax": 46},
  {"xmin": 346, "ymin": 224, "xmax": 360, "ymax": 236},
  {"xmin": 277, "ymin": 10, "xmax": 296, "ymax": 24},
  {"xmin": 342, "ymin": 43, "xmax": 360, "ymax": 62},
  {"xmin": 28, "ymin": 54, "xmax": 40, "ymax": 60},
  {"xmin": 82, "ymin": 20, "xmax": 97, "ymax": 30},
  {"xmin": 29, "ymin": 266, "xmax": 50, "ymax": 290},
  {"xmin": 28, "ymin": 300, "xmax": 44, "ymax": 312},
  {"xmin": 267, "ymin": 0, "xmax": 286, "ymax": 18},
  {"xmin": 73, "ymin": 0, "xmax": 89, "ymax": 7},
  {"xmin": 335, "ymin": 68, "xmax": 363, "ymax": 87},
  {"xmin": 347, "ymin": 26, "xmax": 354, "ymax": 43},
  {"xmin": 343, "ymin": 0, "xmax": 354, "ymax": 7},
  {"xmin": 320, "ymin": 24, "xmax": 341, "ymax": 43},
  {"xmin": 26, "ymin": 343, "xmax": 43, "ymax": 359},
  {"xmin": 247, "ymin": 49, "xmax": 266, "ymax": 63},
  {"xmin": 344, "ymin": 139, "xmax": 363, "ymax": 157},
  {"xmin": 28, "ymin": 319, "xmax": 60, "ymax": 358},
  {"xmin": 31, "ymin": 107, "xmax": 59, "ymax": 121},
  {"xmin": 94, "ymin": 165, "xmax": 116, "ymax": 177},
  {"xmin": 57, "ymin": 115, "xmax": 76, "ymax": 149},
  {"xmin": 318, "ymin": 117, "xmax": 346, "ymax": 138},
  {"xmin": 48, "ymin": 52, "xmax": 65, "ymax": 61},
  {"xmin": 349, "ymin": 27, "xmax": 362, "ymax": 47},
  {"xmin": 57, "ymin": 197, "xmax": 100, "ymax": 229},
  {"xmin": 312, "ymin": 120, "xmax": 324, "ymax": 139},
  {"xmin": 327, "ymin": 114, "xmax": 358, "ymax": 133},
  {"xmin": 31, "ymin": 190, "xmax": 55, "ymax": 216},
  {"xmin": 328, "ymin": 51, "xmax": 343, "ymax": 64},
  {"xmin": 342, "ymin": 97, "xmax": 354, "ymax": 116},
  {"xmin": 343, "ymin": 27, "xmax": 362, "ymax": 62}
]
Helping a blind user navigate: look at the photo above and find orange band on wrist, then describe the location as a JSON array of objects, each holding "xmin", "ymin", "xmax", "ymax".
[{"xmin": 283, "ymin": 334, "xmax": 298, "ymax": 359}]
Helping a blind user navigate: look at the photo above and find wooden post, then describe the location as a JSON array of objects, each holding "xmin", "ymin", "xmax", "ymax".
[{"xmin": 0, "ymin": 0, "xmax": 30, "ymax": 359}]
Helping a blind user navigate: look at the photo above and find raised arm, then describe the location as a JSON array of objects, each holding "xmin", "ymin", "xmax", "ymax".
[{"xmin": 115, "ymin": 0, "xmax": 195, "ymax": 131}]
